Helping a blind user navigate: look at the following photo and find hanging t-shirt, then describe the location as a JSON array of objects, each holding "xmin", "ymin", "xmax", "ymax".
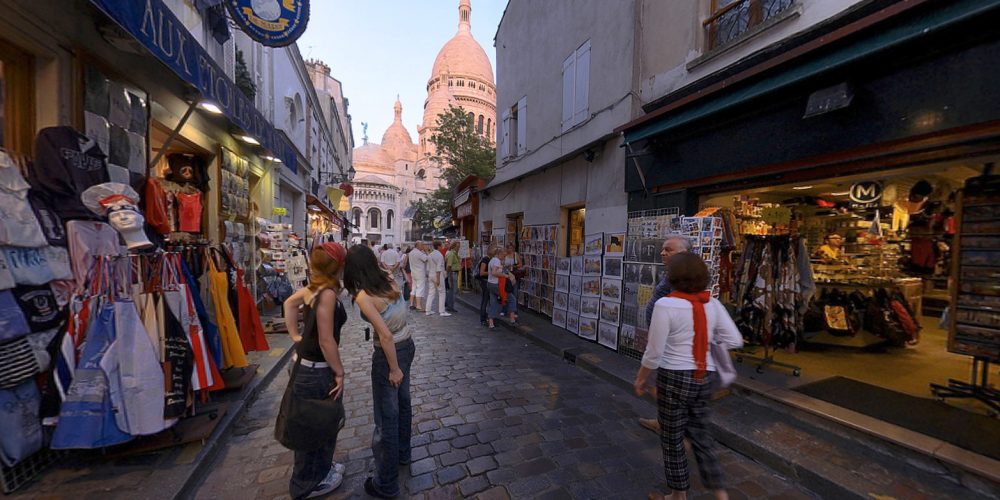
[
  {"xmin": 84, "ymin": 112, "xmax": 111, "ymax": 160},
  {"xmin": 0, "ymin": 290, "xmax": 30, "ymax": 342},
  {"xmin": 67, "ymin": 221, "xmax": 122, "ymax": 288},
  {"xmin": 30, "ymin": 126, "xmax": 110, "ymax": 221},
  {"xmin": 0, "ymin": 379, "xmax": 43, "ymax": 467},
  {"xmin": 176, "ymin": 192, "xmax": 203, "ymax": 233},
  {"xmin": 166, "ymin": 154, "xmax": 208, "ymax": 192},
  {"xmin": 0, "ymin": 252, "xmax": 14, "ymax": 291},
  {"xmin": 0, "ymin": 154, "xmax": 47, "ymax": 249},
  {"xmin": 26, "ymin": 190, "xmax": 67, "ymax": 247},
  {"xmin": 11, "ymin": 284, "xmax": 62, "ymax": 333},
  {"xmin": 3, "ymin": 247, "xmax": 54, "ymax": 285}
]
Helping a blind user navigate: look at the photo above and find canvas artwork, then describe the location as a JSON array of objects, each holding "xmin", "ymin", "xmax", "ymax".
[
  {"xmin": 556, "ymin": 257, "xmax": 571, "ymax": 275},
  {"xmin": 580, "ymin": 296, "xmax": 600, "ymax": 318},
  {"xmin": 604, "ymin": 232, "xmax": 625, "ymax": 256},
  {"xmin": 620, "ymin": 324, "xmax": 636, "ymax": 349},
  {"xmin": 603, "ymin": 257, "xmax": 623, "ymax": 278},
  {"xmin": 579, "ymin": 317, "xmax": 598, "ymax": 341},
  {"xmin": 569, "ymin": 275, "xmax": 582, "ymax": 295},
  {"xmin": 554, "ymin": 292, "xmax": 568, "ymax": 309},
  {"xmin": 571, "ymin": 256, "xmax": 584, "ymax": 275},
  {"xmin": 584, "ymin": 233, "xmax": 604, "ymax": 256},
  {"xmin": 583, "ymin": 256, "xmax": 602, "ymax": 276},
  {"xmin": 581, "ymin": 276, "xmax": 602, "ymax": 297},
  {"xmin": 600, "ymin": 300, "xmax": 621, "ymax": 325},
  {"xmin": 601, "ymin": 278, "xmax": 623, "ymax": 302},
  {"xmin": 598, "ymin": 321, "xmax": 619, "ymax": 350},
  {"xmin": 552, "ymin": 308, "xmax": 567, "ymax": 328},
  {"xmin": 568, "ymin": 294, "xmax": 582, "ymax": 315},
  {"xmin": 555, "ymin": 274, "xmax": 569, "ymax": 292},
  {"xmin": 567, "ymin": 313, "xmax": 580, "ymax": 334}
]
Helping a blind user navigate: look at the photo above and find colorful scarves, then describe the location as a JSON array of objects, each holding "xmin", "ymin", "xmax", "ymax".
[{"xmin": 668, "ymin": 291, "xmax": 711, "ymax": 381}]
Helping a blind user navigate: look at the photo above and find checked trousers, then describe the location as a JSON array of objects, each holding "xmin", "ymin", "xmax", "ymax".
[{"xmin": 656, "ymin": 369, "xmax": 725, "ymax": 492}]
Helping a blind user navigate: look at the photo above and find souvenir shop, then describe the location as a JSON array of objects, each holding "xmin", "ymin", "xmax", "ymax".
[
  {"xmin": 0, "ymin": 0, "xmax": 300, "ymax": 492},
  {"xmin": 617, "ymin": 0, "xmax": 1000, "ymax": 421}
]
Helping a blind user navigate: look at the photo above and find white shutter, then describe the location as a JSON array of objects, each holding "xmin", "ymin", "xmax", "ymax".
[
  {"xmin": 500, "ymin": 108, "xmax": 511, "ymax": 158},
  {"xmin": 574, "ymin": 40, "xmax": 591, "ymax": 125},
  {"xmin": 561, "ymin": 53, "xmax": 575, "ymax": 131},
  {"xmin": 516, "ymin": 97, "xmax": 527, "ymax": 156}
]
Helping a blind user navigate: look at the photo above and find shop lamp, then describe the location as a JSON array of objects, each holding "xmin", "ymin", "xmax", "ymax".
[
  {"xmin": 792, "ymin": 185, "xmax": 814, "ymax": 190},
  {"xmin": 197, "ymin": 100, "xmax": 224, "ymax": 114},
  {"xmin": 238, "ymin": 134, "xmax": 260, "ymax": 145},
  {"xmin": 830, "ymin": 191, "xmax": 850, "ymax": 196},
  {"xmin": 263, "ymin": 155, "xmax": 282, "ymax": 163}
]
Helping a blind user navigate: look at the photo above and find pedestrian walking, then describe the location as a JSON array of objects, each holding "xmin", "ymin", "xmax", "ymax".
[
  {"xmin": 425, "ymin": 241, "xmax": 449, "ymax": 316},
  {"xmin": 379, "ymin": 244, "xmax": 400, "ymax": 277},
  {"xmin": 477, "ymin": 246, "xmax": 492, "ymax": 325},
  {"xmin": 409, "ymin": 241, "xmax": 429, "ymax": 312},
  {"xmin": 342, "ymin": 245, "xmax": 415, "ymax": 499},
  {"xmin": 502, "ymin": 242, "xmax": 522, "ymax": 325},
  {"xmin": 639, "ymin": 236, "xmax": 694, "ymax": 433},
  {"xmin": 280, "ymin": 243, "xmax": 349, "ymax": 499},
  {"xmin": 634, "ymin": 252, "xmax": 743, "ymax": 500},
  {"xmin": 444, "ymin": 241, "xmax": 461, "ymax": 313},
  {"xmin": 401, "ymin": 246, "xmax": 413, "ymax": 303}
]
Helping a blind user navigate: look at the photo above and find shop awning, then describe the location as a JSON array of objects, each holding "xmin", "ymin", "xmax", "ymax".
[
  {"xmin": 307, "ymin": 194, "xmax": 346, "ymax": 227},
  {"xmin": 620, "ymin": 0, "xmax": 999, "ymax": 145},
  {"xmin": 89, "ymin": 0, "xmax": 298, "ymax": 171}
]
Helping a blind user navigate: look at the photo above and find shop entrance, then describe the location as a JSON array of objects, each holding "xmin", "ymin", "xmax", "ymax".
[{"xmin": 699, "ymin": 161, "xmax": 990, "ymax": 404}]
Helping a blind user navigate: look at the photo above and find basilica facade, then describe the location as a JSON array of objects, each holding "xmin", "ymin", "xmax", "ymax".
[{"xmin": 350, "ymin": 0, "xmax": 496, "ymax": 244}]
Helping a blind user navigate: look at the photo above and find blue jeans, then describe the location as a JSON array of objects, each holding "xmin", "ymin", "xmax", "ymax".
[
  {"xmin": 488, "ymin": 282, "xmax": 501, "ymax": 320},
  {"xmin": 478, "ymin": 279, "xmax": 489, "ymax": 323},
  {"xmin": 371, "ymin": 338, "xmax": 416, "ymax": 496},
  {"xmin": 445, "ymin": 271, "xmax": 457, "ymax": 310},
  {"xmin": 288, "ymin": 365, "xmax": 338, "ymax": 499},
  {"xmin": 502, "ymin": 282, "xmax": 518, "ymax": 316}
]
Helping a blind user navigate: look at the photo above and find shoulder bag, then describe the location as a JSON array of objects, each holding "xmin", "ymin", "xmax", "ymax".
[{"xmin": 274, "ymin": 291, "xmax": 345, "ymax": 451}]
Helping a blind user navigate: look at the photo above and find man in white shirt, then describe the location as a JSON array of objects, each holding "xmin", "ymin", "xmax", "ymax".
[
  {"xmin": 409, "ymin": 241, "xmax": 429, "ymax": 311},
  {"xmin": 425, "ymin": 241, "xmax": 450, "ymax": 316},
  {"xmin": 380, "ymin": 244, "xmax": 400, "ymax": 277}
]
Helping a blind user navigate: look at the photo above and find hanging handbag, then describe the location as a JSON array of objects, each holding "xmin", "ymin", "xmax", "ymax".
[
  {"xmin": 274, "ymin": 296, "xmax": 344, "ymax": 451},
  {"xmin": 710, "ymin": 341, "xmax": 737, "ymax": 389}
]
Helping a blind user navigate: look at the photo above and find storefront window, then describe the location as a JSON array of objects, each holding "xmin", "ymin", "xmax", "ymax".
[{"xmin": 567, "ymin": 207, "xmax": 585, "ymax": 256}]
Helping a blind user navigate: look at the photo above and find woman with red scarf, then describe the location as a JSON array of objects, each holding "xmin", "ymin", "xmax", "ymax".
[{"xmin": 634, "ymin": 252, "xmax": 743, "ymax": 500}]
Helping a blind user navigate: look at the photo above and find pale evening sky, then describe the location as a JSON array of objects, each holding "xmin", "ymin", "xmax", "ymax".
[{"xmin": 297, "ymin": 1, "xmax": 507, "ymax": 150}]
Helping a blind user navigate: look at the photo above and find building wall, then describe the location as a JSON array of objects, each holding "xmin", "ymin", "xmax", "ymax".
[{"xmin": 638, "ymin": 0, "xmax": 866, "ymax": 105}]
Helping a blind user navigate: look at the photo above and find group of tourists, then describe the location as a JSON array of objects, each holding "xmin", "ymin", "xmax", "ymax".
[
  {"xmin": 275, "ymin": 234, "xmax": 744, "ymax": 499},
  {"xmin": 381, "ymin": 241, "xmax": 461, "ymax": 317}
]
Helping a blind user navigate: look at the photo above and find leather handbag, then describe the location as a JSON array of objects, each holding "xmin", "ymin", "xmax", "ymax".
[
  {"xmin": 274, "ymin": 295, "xmax": 345, "ymax": 451},
  {"xmin": 710, "ymin": 341, "xmax": 737, "ymax": 389}
]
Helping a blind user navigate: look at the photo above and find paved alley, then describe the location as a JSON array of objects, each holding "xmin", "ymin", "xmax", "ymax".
[{"xmin": 195, "ymin": 300, "xmax": 816, "ymax": 500}]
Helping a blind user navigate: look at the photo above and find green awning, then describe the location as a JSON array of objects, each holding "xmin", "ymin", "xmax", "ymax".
[{"xmin": 623, "ymin": 0, "xmax": 1000, "ymax": 145}]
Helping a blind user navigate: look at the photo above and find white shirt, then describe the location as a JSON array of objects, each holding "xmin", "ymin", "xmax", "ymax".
[
  {"xmin": 487, "ymin": 257, "xmax": 502, "ymax": 284},
  {"xmin": 641, "ymin": 297, "xmax": 743, "ymax": 371},
  {"xmin": 380, "ymin": 248, "xmax": 400, "ymax": 268},
  {"xmin": 409, "ymin": 250, "xmax": 428, "ymax": 278},
  {"xmin": 428, "ymin": 250, "xmax": 445, "ymax": 278}
]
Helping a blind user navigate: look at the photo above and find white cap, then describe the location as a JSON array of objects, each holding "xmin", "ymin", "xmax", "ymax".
[{"xmin": 81, "ymin": 182, "xmax": 140, "ymax": 216}]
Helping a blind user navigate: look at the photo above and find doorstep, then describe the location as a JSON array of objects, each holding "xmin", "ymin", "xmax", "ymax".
[{"xmin": 455, "ymin": 291, "xmax": 1000, "ymax": 498}]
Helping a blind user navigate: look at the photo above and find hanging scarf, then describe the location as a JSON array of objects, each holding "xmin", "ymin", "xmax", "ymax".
[
  {"xmin": 668, "ymin": 290, "xmax": 711, "ymax": 381},
  {"xmin": 498, "ymin": 276, "xmax": 508, "ymax": 306}
]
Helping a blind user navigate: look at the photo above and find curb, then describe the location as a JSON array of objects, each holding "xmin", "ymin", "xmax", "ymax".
[{"xmin": 171, "ymin": 342, "xmax": 295, "ymax": 500}]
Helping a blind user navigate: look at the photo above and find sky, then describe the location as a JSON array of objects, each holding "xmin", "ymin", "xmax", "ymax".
[{"xmin": 297, "ymin": 1, "xmax": 507, "ymax": 149}]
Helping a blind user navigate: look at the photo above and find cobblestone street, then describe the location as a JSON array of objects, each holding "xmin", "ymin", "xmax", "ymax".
[{"xmin": 195, "ymin": 299, "xmax": 816, "ymax": 499}]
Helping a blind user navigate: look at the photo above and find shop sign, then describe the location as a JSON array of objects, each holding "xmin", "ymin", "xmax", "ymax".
[
  {"xmin": 760, "ymin": 206, "xmax": 792, "ymax": 226},
  {"xmin": 89, "ymin": 0, "xmax": 297, "ymax": 170},
  {"xmin": 272, "ymin": 207, "xmax": 288, "ymax": 217},
  {"xmin": 226, "ymin": 0, "xmax": 310, "ymax": 48},
  {"xmin": 453, "ymin": 187, "xmax": 472, "ymax": 207},
  {"xmin": 459, "ymin": 239, "xmax": 470, "ymax": 259},
  {"xmin": 850, "ymin": 181, "xmax": 883, "ymax": 207},
  {"xmin": 456, "ymin": 202, "xmax": 473, "ymax": 219}
]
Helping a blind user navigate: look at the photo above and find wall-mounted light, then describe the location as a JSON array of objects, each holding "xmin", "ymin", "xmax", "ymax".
[
  {"xmin": 263, "ymin": 155, "xmax": 282, "ymax": 163},
  {"xmin": 239, "ymin": 134, "xmax": 260, "ymax": 145},
  {"xmin": 830, "ymin": 191, "xmax": 850, "ymax": 196},
  {"xmin": 792, "ymin": 185, "xmax": 814, "ymax": 190},
  {"xmin": 197, "ymin": 100, "xmax": 224, "ymax": 114}
]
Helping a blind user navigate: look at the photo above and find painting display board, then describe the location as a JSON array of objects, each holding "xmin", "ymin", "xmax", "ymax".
[{"xmin": 520, "ymin": 224, "xmax": 558, "ymax": 317}]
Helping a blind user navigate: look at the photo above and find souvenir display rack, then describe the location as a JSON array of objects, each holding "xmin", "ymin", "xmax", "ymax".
[
  {"xmin": 518, "ymin": 224, "xmax": 557, "ymax": 316},
  {"xmin": 932, "ymin": 170, "xmax": 1000, "ymax": 415}
]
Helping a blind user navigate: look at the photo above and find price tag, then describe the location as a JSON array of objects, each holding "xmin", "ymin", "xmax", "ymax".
[{"xmin": 761, "ymin": 206, "xmax": 792, "ymax": 225}]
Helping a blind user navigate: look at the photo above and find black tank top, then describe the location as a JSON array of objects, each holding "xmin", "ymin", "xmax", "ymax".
[{"xmin": 298, "ymin": 290, "xmax": 346, "ymax": 362}]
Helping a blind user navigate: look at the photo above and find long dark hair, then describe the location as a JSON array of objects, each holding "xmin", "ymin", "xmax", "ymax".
[{"xmin": 343, "ymin": 245, "xmax": 400, "ymax": 300}]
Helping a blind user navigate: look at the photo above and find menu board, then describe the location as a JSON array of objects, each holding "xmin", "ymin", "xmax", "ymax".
[
  {"xmin": 519, "ymin": 224, "xmax": 558, "ymax": 316},
  {"xmin": 949, "ymin": 175, "xmax": 1000, "ymax": 362}
]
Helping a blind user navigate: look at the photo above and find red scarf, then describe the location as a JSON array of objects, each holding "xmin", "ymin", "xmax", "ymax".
[{"xmin": 668, "ymin": 291, "xmax": 711, "ymax": 381}]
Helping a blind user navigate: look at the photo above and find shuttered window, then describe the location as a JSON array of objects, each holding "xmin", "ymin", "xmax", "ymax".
[{"xmin": 561, "ymin": 40, "xmax": 591, "ymax": 131}]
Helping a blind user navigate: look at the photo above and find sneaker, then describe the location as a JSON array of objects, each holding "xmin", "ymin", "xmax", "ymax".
[
  {"xmin": 440, "ymin": 312, "xmax": 452, "ymax": 317},
  {"xmin": 306, "ymin": 469, "xmax": 344, "ymax": 498},
  {"xmin": 425, "ymin": 311, "xmax": 435, "ymax": 316}
]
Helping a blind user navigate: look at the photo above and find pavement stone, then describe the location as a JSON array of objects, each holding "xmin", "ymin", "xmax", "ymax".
[{"xmin": 193, "ymin": 296, "xmax": 817, "ymax": 499}]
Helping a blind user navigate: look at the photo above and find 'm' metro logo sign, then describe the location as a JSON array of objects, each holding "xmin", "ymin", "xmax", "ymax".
[{"xmin": 850, "ymin": 181, "xmax": 883, "ymax": 206}]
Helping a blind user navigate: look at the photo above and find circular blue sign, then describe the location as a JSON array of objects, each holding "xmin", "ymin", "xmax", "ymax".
[{"xmin": 227, "ymin": 0, "xmax": 310, "ymax": 47}]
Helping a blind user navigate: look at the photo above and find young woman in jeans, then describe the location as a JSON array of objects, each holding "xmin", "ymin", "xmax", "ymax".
[
  {"xmin": 487, "ymin": 247, "xmax": 513, "ymax": 330},
  {"xmin": 281, "ymin": 243, "xmax": 349, "ymax": 499},
  {"xmin": 343, "ymin": 245, "xmax": 415, "ymax": 499},
  {"xmin": 634, "ymin": 252, "xmax": 743, "ymax": 500}
]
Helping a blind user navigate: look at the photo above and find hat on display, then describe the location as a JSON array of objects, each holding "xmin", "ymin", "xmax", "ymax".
[{"xmin": 81, "ymin": 182, "xmax": 140, "ymax": 216}]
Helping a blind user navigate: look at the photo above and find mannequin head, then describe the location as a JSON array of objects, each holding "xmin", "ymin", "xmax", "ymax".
[{"xmin": 108, "ymin": 206, "xmax": 153, "ymax": 250}]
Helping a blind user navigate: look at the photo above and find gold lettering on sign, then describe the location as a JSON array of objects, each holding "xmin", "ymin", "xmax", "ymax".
[
  {"xmin": 283, "ymin": 0, "xmax": 296, "ymax": 12},
  {"xmin": 241, "ymin": 7, "xmax": 290, "ymax": 31}
]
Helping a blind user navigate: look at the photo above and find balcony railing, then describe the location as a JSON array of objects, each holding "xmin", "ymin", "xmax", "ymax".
[{"xmin": 704, "ymin": 0, "xmax": 794, "ymax": 51}]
